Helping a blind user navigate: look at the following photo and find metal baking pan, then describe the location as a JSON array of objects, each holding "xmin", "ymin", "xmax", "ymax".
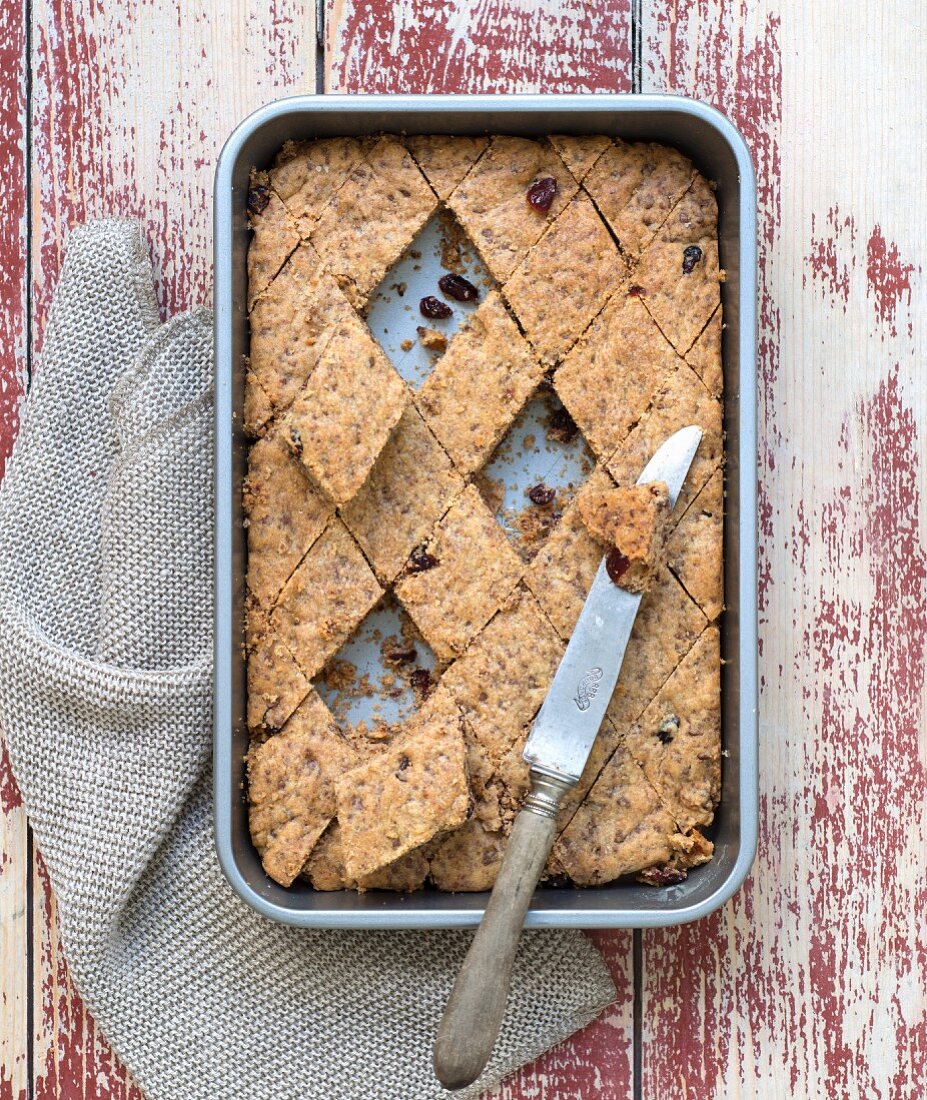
[{"xmin": 214, "ymin": 93, "xmax": 758, "ymax": 929}]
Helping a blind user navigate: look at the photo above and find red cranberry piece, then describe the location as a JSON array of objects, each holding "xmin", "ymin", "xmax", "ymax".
[
  {"xmin": 640, "ymin": 866, "xmax": 687, "ymax": 887},
  {"xmin": 420, "ymin": 296, "xmax": 453, "ymax": 319},
  {"xmin": 408, "ymin": 546, "xmax": 439, "ymax": 572},
  {"xmin": 628, "ymin": 284, "xmax": 647, "ymax": 297},
  {"xmin": 247, "ymin": 185, "xmax": 271, "ymax": 215},
  {"xmin": 605, "ymin": 548, "xmax": 631, "ymax": 585},
  {"xmin": 410, "ymin": 668, "xmax": 433, "ymax": 697},
  {"xmin": 547, "ymin": 406, "xmax": 579, "ymax": 444},
  {"xmin": 383, "ymin": 641, "xmax": 417, "ymax": 665},
  {"xmin": 526, "ymin": 176, "xmax": 558, "ymax": 213},
  {"xmin": 438, "ymin": 273, "xmax": 479, "ymax": 302},
  {"xmin": 527, "ymin": 483, "xmax": 556, "ymax": 506},
  {"xmin": 682, "ymin": 245, "xmax": 703, "ymax": 274}
]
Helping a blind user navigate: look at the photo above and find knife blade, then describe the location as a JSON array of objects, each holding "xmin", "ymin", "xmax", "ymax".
[
  {"xmin": 523, "ymin": 423, "xmax": 703, "ymax": 783},
  {"xmin": 433, "ymin": 424, "xmax": 704, "ymax": 1092}
]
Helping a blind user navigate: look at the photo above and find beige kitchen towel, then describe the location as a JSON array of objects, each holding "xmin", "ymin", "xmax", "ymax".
[{"xmin": 0, "ymin": 219, "xmax": 616, "ymax": 1100}]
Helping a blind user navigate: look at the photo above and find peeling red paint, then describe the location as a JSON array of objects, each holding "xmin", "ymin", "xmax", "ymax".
[
  {"xmin": 805, "ymin": 206, "xmax": 855, "ymax": 305},
  {"xmin": 0, "ymin": 738, "xmax": 23, "ymax": 812},
  {"xmin": 866, "ymin": 226, "xmax": 917, "ymax": 337},
  {"xmin": 328, "ymin": 0, "xmax": 633, "ymax": 94}
]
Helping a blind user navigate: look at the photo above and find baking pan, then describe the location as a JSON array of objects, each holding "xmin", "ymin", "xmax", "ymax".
[{"xmin": 214, "ymin": 94, "xmax": 758, "ymax": 929}]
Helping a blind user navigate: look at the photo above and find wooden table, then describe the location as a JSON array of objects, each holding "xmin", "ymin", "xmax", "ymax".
[{"xmin": 1, "ymin": 2, "xmax": 924, "ymax": 1097}]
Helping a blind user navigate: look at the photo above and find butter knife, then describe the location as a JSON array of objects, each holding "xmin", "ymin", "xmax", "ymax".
[{"xmin": 433, "ymin": 425, "xmax": 704, "ymax": 1091}]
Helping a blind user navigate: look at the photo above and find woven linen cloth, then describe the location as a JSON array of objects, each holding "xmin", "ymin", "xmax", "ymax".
[{"xmin": 0, "ymin": 219, "xmax": 616, "ymax": 1100}]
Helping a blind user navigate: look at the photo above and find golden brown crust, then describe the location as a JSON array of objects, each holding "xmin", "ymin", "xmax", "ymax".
[
  {"xmin": 248, "ymin": 246, "xmax": 356, "ymax": 420},
  {"xmin": 334, "ymin": 694, "xmax": 470, "ymax": 881},
  {"xmin": 247, "ymin": 171, "xmax": 300, "ymax": 308},
  {"xmin": 310, "ymin": 136, "xmax": 437, "ymax": 308},
  {"xmin": 247, "ymin": 692, "xmax": 357, "ymax": 886},
  {"xmin": 448, "ymin": 136, "xmax": 578, "ymax": 281},
  {"xmin": 416, "ymin": 291, "xmax": 542, "ymax": 476},
  {"xmin": 685, "ymin": 305, "xmax": 723, "ymax": 398},
  {"xmin": 624, "ymin": 626, "xmax": 721, "ymax": 832},
  {"xmin": 583, "ymin": 140, "xmax": 695, "ymax": 259},
  {"xmin": 272, "ymin": 519, "xmax": 383, "ymax": 681},
  {"xmin": 270, "ymin": 137, "xmax": 365, "ymax": 237},
  {"xmin": 282, "ymin": 308, "xmax": 408, "ymax": 504},
  {"xmin": 394, "ymin": 485, "xmax": 525, "ymax": 660},
  {"xmin": 605, "ymin": 364, "xmax": 723, "ymax": 518},
  {"xmin": 522, "ymin": 467, "xmax": 614, "ymax": 640},
  {"xmin": 429, "ymin": 819, "xmax": 506, "ymax": 892},
  {"xmin": 554, "ymin": 293, "xmax": 679, "ymax": 462},
  {"xmin": 340, "ymin": 405, "xmax": 465, "ymax": 583},
  {"xmin": 666, "ymin": 468, "xmax": 724, "ymax": 621},
  {"xmin": 551, "ymin": 739, "xmax": 686, "ymax": 886},
  {"xmin": 548, "ymin": 134, "xmax": 612, "ymax": 182},
  {"xmin": 406, "ymin": 134, "xmax": 489, "ymax": 199},
  {"xmin": 504, "ymin": 193, "xmax": 626, "ymax": 366},
  {"xmin": 632, "ymin": 174, "xmax": 721, "ymax": 355},
  {"xmin": 243, "ymin": 430, "xmax": 333, "ymax": 609},
  {"xmin": 578, "ymin": 481, "xmax": 671, "ymax": 593}
]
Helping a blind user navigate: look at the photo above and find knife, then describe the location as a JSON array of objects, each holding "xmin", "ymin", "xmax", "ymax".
[{"xmin": 433, "ymin": 425, "xmax": 704, "ymax": 1091}]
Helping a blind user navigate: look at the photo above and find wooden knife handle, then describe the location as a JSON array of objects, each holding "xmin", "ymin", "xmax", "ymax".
[{"xmin": 433, "ymin": 772, "xmax": 569, "ymax": 1091}]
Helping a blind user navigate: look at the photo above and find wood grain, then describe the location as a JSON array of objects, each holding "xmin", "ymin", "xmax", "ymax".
[
  {"xmin": 21, "ymin": 3, "xmax": 317, "ymax": 1095},
  {"xmin": 640, "ymin": 2, "xmax": 927, "ymax": 1097}
]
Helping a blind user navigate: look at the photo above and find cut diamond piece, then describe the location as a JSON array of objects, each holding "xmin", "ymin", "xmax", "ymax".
[
  {"xmin": 365, "ymin": 210, "xmax": 497, "ymax": 390},
  {"xmin": 478, "ymin": 388, "xmax": 594, "ymax": 561},
  {"xmin": 314, "ymin": 594, "xmax": 440, "ymax": 731}
]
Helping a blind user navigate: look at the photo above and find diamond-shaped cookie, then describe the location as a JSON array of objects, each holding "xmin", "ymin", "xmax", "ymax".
[
  {"xmin": 583, "ymin": 140, "xmax": 695, "ymax": 260},
  {"xmin": 605, "ymin": 363, "xmax": 722, "ymax": 517},
  {"xmin": 554, "ymin": 292, "xmax": 679, "ymax": 461},
  {"xmin": 283, "ymin": 309, "xmax": 408, "ymax": 504},
  {"xmin": 334, "ymin": 691, "xmax": 470, "ymax": 881},
  {"xmin": 246, "ymin": 171, "xmax": 300, "ymax": 308},
  {"xmin": 245, "ymin": 608, "xmax": 312, "ymax": 735},
  {"xmin": 633, "ymin": 174, "xmax": 721, "ymax": 354},
  {"xmin": 448, "ymin": 136, "xmax": 578, "ymax": 282},
  {"xmin": 665, "ymin": 467, "xmax": 724, "ymax": 622},
  {"xmin": 310, "ymin": 136, "xmax": 437, "ymax": 308},
  {"xmin": 624, "ymin": 625, "xmax": 721, "ymax": 832},
  {"xmin": 244, "ymin": 429, "xmax": 333, "ymax": 609},
  {"xmin": 504, "ymin": 193, "xmax": 626, "ymax": 366},
  {"xmin": 406, "ymin": 134, "xmax": 489, "ymax": 199},
  {"xmin": 247, "ymin": 690, "xmax": 357, "ymax": 886},
  {"xmin": 551, "ymin": 737, "xmax": 686, "ymax": 886},
  {"xmin": 394, "ymin": 485, "xmax": 524, "ymax": 660},
  {"xmin": 269, "ymin": 137, "xmax": 365, "ymax": 238},
  {"xmin": 416, "ymin": 291, "xmax": 543, "ymax": 476},
  {"xmin": 272, "ymin": 519, "xmax": 383, "ymax": 680},
  {"xmin": 249, "ymin": 245, "xmax": 357, "ymax": 420},
  {"xmin": 340, "ymin": 404, "xmax": 465, "ymax": 584}
]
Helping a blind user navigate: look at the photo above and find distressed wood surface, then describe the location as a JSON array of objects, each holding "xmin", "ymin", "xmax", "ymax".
[
  {"xmin": 4, "ymin": 0, "xmax": 925, "ymax": 1098},
  {"xmin": 639, "ymin": 1, "xmax": 927, "ymax": 1098}
]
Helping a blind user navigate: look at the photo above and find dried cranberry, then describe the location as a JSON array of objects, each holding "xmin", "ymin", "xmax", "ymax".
[
  {"xmin": 408, "ymin": 546, "xmax": 438, "ymax": 572},
  {"xmin": 397, "ymin": 754, "xmax": 411, "ymax": 772},
  {"xmin": 526, "ymin": 176, "xmax": 558, "ymax": 213},
  {"xmin": 547, "ymin": 406, "xmax": 579, "ymax": 444},
  {"xmin": 605, "ymin": 548, "xmax": 631, "ymax": 584},
  {"xmin": 657, "ymin": 714, "xmax": 680, "ymax": 744},
  {"xmin": 682, "ymin": 245, "xmax": 703, "ymax": 274},
  {"xmin": 383, "ymin": 642, "xmax": 417, "ymax": 665},
  {"xmin": 640, "ymin": 866, "xmax": 687, "ymax": 887},
  {"xmin": 438, "ymin": 273, "xmax": 479, "ymax": 302},
  {"xmin": 419, "ymin": 296, "xmax": 452, "ymax": 319},
  {"xmin": 247, "ymin": 185, "xmax": 271, "ymax": 215},
  {"xmin": 287, "ymin": 426, "xmax": 303, "ymax": 456},
  {"xmin": 410, "ymin": 668, "xmax": 433, "ymax": 697},
  {"xmin": 628, "ymin": 284, "xmax": 647, "ymax": 297},
  {"xmin": 527, "ymin": 483, "xmax": 556, "ymax": 506}
]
